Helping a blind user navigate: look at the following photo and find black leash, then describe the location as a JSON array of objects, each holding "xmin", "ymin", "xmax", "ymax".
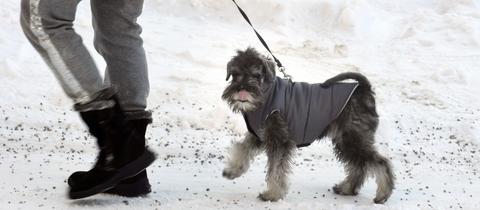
[{"xmin": 231, "ymin": 0, "xmax": 292, "ymax": 79}]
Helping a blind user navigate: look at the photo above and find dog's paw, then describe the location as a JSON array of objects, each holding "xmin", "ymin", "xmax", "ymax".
[
  {"xmin": 257, "ymin": 190, "xmax": 284, "ymax": 202},
  {"xmin": 373, "ymin": 188, "xmax": 392, "ymax": 204},
  {"xmin": 373, "ymin": 196, "xmax": 388, "ymax": 204},
  {"xmin": 332, "ymin": 183, "xmax": 358, "ymax": 196},
  {"xmin": 222, "ymin": 168, "xmax": 242, "ymax": 180}
]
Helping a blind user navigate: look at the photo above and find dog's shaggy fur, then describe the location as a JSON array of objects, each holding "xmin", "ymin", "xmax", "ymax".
[{"xmin": 221, "ymin": 48, "xmax": 395, "ymax": 203}]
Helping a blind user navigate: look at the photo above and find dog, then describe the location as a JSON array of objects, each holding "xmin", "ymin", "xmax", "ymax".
[{"xmin": 221, "ymin": 48, "xmax": 394, "ymax": 204}]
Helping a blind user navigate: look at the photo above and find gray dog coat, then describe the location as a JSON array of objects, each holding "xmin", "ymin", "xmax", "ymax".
[{"xmin": 243, "ymin": 77, "xmax": 358, "ymax": 147}]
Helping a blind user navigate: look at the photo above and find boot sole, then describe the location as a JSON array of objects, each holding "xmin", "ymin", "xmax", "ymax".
[
  {"xmin": 68, "ymin": 149, "xmax": 156, "ymax": 199},
  {"xmin": 104, "ymin": 176, "xmax": 151, "ymax": 197},
  {"xmin": 69, "ymin": 172, "xmax": 151, "ymax": 197}
]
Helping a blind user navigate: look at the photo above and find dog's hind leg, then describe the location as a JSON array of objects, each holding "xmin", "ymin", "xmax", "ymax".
[
  {"xmin": 223, "ymin": 132, "xmax": 263, "ymax": 180},
  {"xmin": 329, "ymin": 124, "xmax": 369, "ymax": 196},
  {"xmin": 371, "ymin": 153, "xmax": 394, "ymax": 204},
  {"xmin": 329, "ymin": 123, "xmax": 394, "ymax": 204},
  {"xmin": 258, "ymin": 111, "xmax": 295, "ymax": 202},
  {"xmin": 332, "ymin": 155, "xmax": 368, "ymax": 197},
  {"xmin": 327, "ymin": 89, "xmax": 394, "ymax": 204}
]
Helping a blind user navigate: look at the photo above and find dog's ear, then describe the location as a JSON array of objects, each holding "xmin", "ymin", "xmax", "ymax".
[
  {"xmin": 262, "ymin": 57, "xmax": 276, "ymax": 82},
  {"xmin": 226, "ymin": 60, "xmax": 233, "ymax": 81}
]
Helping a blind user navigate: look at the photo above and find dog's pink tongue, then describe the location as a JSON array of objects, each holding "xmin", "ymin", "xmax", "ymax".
[{"xmin": 238, "ymin": 90, "xmax": 249, "ymax": 101}]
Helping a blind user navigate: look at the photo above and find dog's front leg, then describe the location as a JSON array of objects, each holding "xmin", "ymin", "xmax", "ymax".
[
  {"xmin": 223, "ymin": 132, "xmax": 263, "ymax": 180},
  {"xmin": 258, "ymin": 111, "xmax": 296, "ymax": 202}
]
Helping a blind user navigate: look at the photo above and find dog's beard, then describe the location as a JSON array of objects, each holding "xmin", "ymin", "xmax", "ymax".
[
  {"xmin": 222, "ymin": 85, "xmax": 263, "ymax": 113},
  {"xmin": 231, "ymin": 100, "xmax": 257, "ymax": 112}
]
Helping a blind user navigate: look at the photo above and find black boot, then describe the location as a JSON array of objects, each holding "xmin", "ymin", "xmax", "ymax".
[
  {"xmin": 105, "ymin": 118, "xmax": 152, "ymax": 197},
  {"xmin": 67, "ymin": 109, "xmax": 110, "ymax": 188},
  {"xmin": 67, "ymin": 116, "xmax": 152, "ymax": 197},
  {"xmin": 68, "ymin": 101, "xmax": 156, "ymax": 199}
]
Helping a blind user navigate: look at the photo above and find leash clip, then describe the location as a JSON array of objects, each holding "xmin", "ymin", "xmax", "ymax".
[{"xmin": 278, "ymin": 67, "xmax": 292, "ymax": 80}]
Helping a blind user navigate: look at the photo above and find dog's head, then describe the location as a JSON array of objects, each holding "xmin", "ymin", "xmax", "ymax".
[{"xmin": 222, "ymin": 48, "xmax": 276, "ymax": 112}]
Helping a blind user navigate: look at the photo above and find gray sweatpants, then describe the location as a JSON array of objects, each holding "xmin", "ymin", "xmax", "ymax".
[{"xmin": 20, "ymin": 0, "xmax": 149, "ymax": 112}]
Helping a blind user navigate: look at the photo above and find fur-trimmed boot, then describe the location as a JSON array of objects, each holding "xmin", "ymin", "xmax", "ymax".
[
  {"xmin": 106, "ymin": 118, "xmax": 152, "ymax": 197},
  {"xmin": 68, "ymin": 114, "xmax": 153, "ymax": 197},
  {"xmin": 68, "ymin": 101, "xmax": 156, "ymax": 199}
]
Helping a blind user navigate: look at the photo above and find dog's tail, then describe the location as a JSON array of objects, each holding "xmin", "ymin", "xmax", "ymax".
[{"xmin": 322, "ymin": 72, "xmax": 372, "ymax": 91}]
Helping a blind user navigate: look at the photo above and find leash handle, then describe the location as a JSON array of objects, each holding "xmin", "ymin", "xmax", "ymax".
[{"xmin": 231, "ymin": 0, "xmax": 292, "ymax": 80}]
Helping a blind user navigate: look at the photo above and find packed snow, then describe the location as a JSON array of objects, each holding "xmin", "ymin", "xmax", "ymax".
[{"xmin": 1, "ymin": 0, "xmax": 479, "ymax": 209}]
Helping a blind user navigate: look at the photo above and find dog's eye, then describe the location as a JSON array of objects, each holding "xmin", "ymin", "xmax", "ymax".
[
  {"xmin": 252, "ymin": 74, "xmax": 261, "ymax": 79},
  {"xmin": 232, "ymin": 73, "xmax": 243, "ymax": 81}
]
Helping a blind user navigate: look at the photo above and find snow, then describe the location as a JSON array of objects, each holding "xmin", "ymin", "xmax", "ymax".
[{"xmin": 1, "ymin": 0, "xmax": 480, "ymax": 209}]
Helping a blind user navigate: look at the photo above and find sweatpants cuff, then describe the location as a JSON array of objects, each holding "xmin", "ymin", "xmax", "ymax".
[{"xmin": 73, "ymin": 88, "xmax": 116, "ymax": 112}]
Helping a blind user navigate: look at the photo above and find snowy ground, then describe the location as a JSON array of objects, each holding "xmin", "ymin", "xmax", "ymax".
[{"xmin": 1, "ymin": 0, "xmax": 480, "ymax": 209}]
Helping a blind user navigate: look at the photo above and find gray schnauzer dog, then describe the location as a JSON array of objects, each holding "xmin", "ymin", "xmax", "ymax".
[{"xmin": 221, "ymin": 48, "xmax": 394, "ymax": 204}]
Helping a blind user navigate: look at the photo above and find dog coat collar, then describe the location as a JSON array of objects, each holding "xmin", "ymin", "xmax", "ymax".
[{"xmin": 243, "ymin": 77, "xmax": 358, "ymax": 147}]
